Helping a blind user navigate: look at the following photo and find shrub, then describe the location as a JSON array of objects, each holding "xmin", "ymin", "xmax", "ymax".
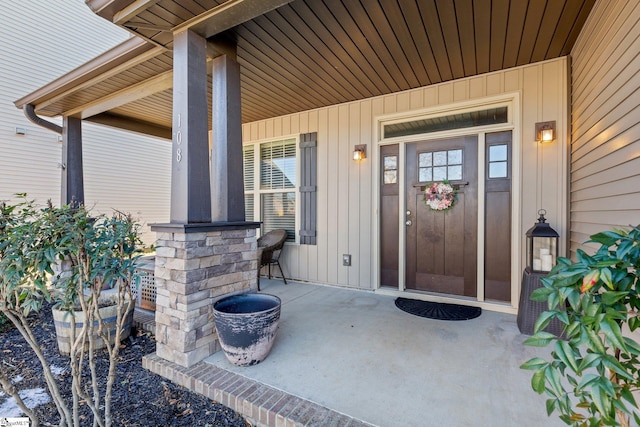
[
  {"xmin": 521, "ymin": 226, "xmax": 640, "ymax": 427},
  {"xmin": 0, "ymin": 196, "xmax": 141, "ymax": 427}
]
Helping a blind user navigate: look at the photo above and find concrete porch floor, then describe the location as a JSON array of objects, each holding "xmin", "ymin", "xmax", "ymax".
[{"xmin": 143, "ymin": 279, "xmax": 563, "ymax": 426}]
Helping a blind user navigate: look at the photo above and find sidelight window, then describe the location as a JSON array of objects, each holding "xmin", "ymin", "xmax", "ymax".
[
  {"xmin": 383, "ymin": 155, "xmax": 398, "ymax": 184},
  {"xmin": 488, "ymin": 144, "xmax": 508, "ymax": 179}
]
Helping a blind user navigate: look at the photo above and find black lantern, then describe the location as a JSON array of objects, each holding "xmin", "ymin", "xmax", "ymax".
[{"xmin": 525, "ymin": 209, "xmax": 559, "ymax": 273}]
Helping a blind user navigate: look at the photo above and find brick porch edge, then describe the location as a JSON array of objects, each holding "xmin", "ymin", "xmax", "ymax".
[{"xmin": 142, "ymin": 353, "xmax": 375, "ymax": 427}]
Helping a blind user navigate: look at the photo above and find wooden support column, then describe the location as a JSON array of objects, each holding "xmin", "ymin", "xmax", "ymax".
[
  {"xmin": 170, "ymin": 29, "xmax": 211, "ymax": 223},
  {"xmin": 61, "ymin": 116, "xmax": 84, "ymax": 206},
  {"xmin": 211, "ymin": 51, "xmax": 245, "ymax": 222},
  {"xmin": 152, "ymin": 33, "xmax": 260, "ymax": 369}
]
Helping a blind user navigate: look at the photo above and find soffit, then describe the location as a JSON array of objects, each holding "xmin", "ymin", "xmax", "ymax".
[{"xmin": 17, "ymin": 0, "xmax": 596, "ymax": 138}]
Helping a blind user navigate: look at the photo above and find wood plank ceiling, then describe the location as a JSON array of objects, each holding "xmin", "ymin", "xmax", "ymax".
[{"xmin": 23, "ymin": 0, "xmax": 596, "ymax": 137}]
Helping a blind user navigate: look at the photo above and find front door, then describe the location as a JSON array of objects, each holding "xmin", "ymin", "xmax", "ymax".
[{"xmin": 405, "ymin": 136, "xmax": 478, "ymax": 297}]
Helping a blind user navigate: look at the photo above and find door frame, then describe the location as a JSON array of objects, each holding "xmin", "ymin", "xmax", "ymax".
[{"xmin": 372, "ymin": 93, "xmax": 522, "ymax": 313}]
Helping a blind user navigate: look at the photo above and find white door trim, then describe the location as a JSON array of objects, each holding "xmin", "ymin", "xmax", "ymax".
[{"xmin": 372, "ymin": 93, "xmax": 522, "ymax": 313}]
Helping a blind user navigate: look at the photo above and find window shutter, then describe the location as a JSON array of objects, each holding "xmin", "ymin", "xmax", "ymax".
[{"xmin": 299, "ymin": 132, "xmax": 317, "ymax": 245}]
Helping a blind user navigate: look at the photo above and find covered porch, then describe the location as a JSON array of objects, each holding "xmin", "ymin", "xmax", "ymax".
[
  {"xmin": 14, "ymin": 0, "xmax": 598, "ymax": 369},
  {"xmin": 143, "ymin": 278, "xmax": 561, "ymax": 426},
  {"xmin": 15, "ymin": 1, "xmax": 637, "ymax": 424}
]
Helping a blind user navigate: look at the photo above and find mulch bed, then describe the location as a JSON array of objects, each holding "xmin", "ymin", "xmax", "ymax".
[{"xmin": 0, "ymin": 303, "xmax": 249, "ymax": 426}]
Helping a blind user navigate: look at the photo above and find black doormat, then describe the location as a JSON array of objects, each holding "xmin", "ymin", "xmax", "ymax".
[{"xmin": 395, "ymin": 298, "xmax": 482, "ymax": 321}]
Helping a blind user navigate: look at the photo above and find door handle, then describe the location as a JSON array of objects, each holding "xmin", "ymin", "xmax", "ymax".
[{"xmin": 405, "ymin": 220, "xmax": 412, "ymax": 226}]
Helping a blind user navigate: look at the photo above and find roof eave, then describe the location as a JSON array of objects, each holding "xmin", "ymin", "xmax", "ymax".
[
  {"xmin": 14, "ymin": 37, "xmax": 158, "ymax": 114},
  {"xmin": 85, "ymin": 0, "xmax": 137, "ymax": 21}
]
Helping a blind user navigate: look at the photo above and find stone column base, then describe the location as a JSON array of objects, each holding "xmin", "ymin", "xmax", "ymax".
[{"xmin": 150, "ymin": 222, "xmax": 260, "ymax": 367}]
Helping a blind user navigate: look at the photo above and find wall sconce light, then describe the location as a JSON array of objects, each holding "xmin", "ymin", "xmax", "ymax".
[
  {"xmin": 353, "ymin": 145, "xmax": 366, "ymax": 161},
  {"xmin": 535, "ymin": 121, "xmax": 556, "ymax": 143}
]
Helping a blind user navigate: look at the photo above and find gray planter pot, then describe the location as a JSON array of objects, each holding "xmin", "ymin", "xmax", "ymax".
[{"xmin": 213, "ymin": 293, "xmax": 281, "ymax": 366}]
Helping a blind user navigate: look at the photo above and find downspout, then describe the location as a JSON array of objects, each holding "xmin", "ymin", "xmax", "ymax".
[
  {"xmin": 23, "ymin": 104, "xmax": 62, "ymax": 134},
  {"xmin": 24, "ymin": 104, "xmax": 84, "ymax": 207}
]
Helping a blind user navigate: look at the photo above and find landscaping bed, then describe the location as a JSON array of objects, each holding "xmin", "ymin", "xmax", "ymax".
[{"xmin": 0, "ymin": 303, "xmax": 249, "ymax": 426}]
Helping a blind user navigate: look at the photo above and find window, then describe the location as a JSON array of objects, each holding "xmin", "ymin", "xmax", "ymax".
[
  {"xmin": 244, "ymin": 138, "xmax": 297, "ymax": 242},
  {"xmin": 418, "ymin": 149, "xmax": 463, "ymax": 182},
  {"xmin": 243, "ymin": 144, "xmax": 255, "ymax": 221},
  {"xmin": 383, "ymin": 155, "xmax": 398, "ymax": 184},
  {"xmin": 383, "ymin": 106, "xmax": 508, "ymax": 139},
  {"xmin": 488, "ymin": 144, "xmax": 508, "ymax": 179}
]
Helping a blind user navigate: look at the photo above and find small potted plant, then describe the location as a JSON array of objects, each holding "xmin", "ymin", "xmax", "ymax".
[{"xmin": 521, "ymin": 226, "xmax": 640, "ymax": 427}]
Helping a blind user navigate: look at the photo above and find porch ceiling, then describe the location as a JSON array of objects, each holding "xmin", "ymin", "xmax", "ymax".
[{"xmin": 15, "ymin": 0, "xmax": 596, "ymax": 138}]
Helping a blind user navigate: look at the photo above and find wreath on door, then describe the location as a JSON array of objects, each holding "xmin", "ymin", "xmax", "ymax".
[{"xmin": 424, "ymin": 181, "xmax": 457, "ymax": 212}]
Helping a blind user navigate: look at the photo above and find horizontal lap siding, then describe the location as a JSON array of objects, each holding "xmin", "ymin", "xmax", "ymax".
[
  {"xmin": 243, "ymin": 59, "xmax": 568, "ymax": 289},
  {"xmin": 570, "ymin": 0, "xmax": 640, "ymax": 255},
  {"xmin": 82, "ymin": 124, "xmax": 171, "ymax": 245},
  {"xmin": 0, "ymin": 0, "xmax": 170, "ymax": 245}
]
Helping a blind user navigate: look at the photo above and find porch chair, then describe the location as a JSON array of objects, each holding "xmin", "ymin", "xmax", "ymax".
[{"xmin": 257, "ymin": 229, "xmax": 288, "ymax": 291}]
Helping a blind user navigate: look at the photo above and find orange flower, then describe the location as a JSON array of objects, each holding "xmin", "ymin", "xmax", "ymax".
[{"xmin": 581, "ymin": 270, "xmax": 600, "ymax": 293}]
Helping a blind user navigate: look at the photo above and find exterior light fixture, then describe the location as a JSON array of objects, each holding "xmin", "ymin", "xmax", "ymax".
[
  {"xmin": 353, "ymin": 145, "xmax": 366, "ymax": 161},
  {"xmin": 535, "ymin": 121, "xmax": 556, "ymax": 143}
]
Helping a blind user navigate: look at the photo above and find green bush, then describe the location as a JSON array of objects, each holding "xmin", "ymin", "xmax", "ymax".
[
  {"xmin": 0, "ymin": 195, "xmax": 142, "ymax": 427},
  {"xmin": 521, "ymin": 226, "xmax": 640, "ymax": 427}
]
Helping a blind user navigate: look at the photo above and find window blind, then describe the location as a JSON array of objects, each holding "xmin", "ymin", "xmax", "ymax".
[
  {"xmin": 260, "ymin": 140, "xmax": 296, "ymax": 190},
  {"xmin": 244, "ymin": 194, "xmax": 254, "ymax": 222},
  {"xmin": 261, "ymin": 192, "xmax": 295, "ymax": 240},
  {"xmin": 243, "ymin": 145, "xmax": 255, "ymax": 222}
]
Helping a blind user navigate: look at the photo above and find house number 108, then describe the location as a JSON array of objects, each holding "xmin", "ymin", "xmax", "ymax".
[{"xmin": 175, "ymin": 123, "xmax": 182, "ymax": 163}]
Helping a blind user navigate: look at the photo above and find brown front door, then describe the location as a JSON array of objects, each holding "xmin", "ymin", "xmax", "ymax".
[{"xmin": 405, "ymin": 136, "xmax": 478, "ymax": 297}]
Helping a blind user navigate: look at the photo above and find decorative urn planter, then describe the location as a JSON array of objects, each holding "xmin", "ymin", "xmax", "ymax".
[{"xmin": 213, "ymin": 293, "xmax": 281, "ymax": 366}]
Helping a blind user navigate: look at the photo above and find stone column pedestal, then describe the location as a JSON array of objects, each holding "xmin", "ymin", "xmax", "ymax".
[{"xmin": 150, "ymin": 222, "xmax": 260, "ymax": 367}]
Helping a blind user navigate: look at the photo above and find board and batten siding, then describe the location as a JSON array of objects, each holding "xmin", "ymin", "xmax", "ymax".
[
  {"xmin": 243, "ymin": 57, "xmax": 569, "ymax": 291},
  {"xmin": 0, "ymin": 0, "xmax": 171, "ymax": 245},
  {"xmin": 570, "ymin": 0, "xmax": 640, "ymax": 256}
]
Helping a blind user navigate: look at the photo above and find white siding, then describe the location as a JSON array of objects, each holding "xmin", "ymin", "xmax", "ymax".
[
  {"xmin": 570, "ymin": 0, "xmax": 640, "ymax": 255},
  {"xmin": 244, "ymin": 58, "xmax": 569, "ymax": 290},
  {"xmin": 0, "ymin": 0, "xmax": 171, "ymax": 245}
]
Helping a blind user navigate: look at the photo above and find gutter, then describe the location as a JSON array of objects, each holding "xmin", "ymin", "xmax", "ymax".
[{"xmin": 23, "ymin": 104, "xmax": 62, "ymax": 134}]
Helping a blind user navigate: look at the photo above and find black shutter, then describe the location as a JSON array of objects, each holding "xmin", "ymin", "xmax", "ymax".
[{"xmin": 299, "ymin": 132, "xmax": 317, "ymax": 245}]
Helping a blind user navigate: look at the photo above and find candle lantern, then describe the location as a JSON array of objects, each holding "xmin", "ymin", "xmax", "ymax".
[
  {"xmin": 518, "ymin": 209, "xmax": 563, "ymax": 335},
  {"xmin": 525, "ymin": 209, "xmax": 559, "ymax": 273}
]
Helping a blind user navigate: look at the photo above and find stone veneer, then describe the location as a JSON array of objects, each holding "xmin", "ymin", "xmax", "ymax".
[{"xmin": 152, "ymin": 225, "xmax": 259, "ymax": 368}]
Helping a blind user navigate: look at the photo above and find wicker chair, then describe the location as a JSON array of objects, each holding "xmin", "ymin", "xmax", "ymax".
[{"xmin": 257, "ymin": 229, "xmax": 288, "ymax": 291}]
